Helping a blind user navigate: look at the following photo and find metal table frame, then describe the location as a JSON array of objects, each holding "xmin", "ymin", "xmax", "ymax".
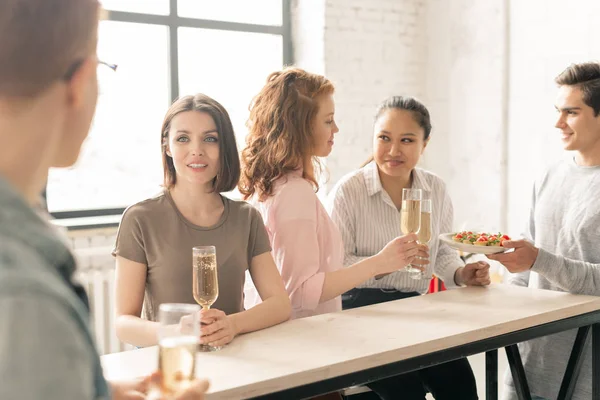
[{"xmin": 252, "ymin": 311, "xmax": 600, "ymax": 400}]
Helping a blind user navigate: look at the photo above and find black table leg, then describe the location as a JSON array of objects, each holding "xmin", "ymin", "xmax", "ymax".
[
  {"xmin": 557, "ymin": 326, "xmax": 590, "ymax": 400},
  {"xmin": 594, "ymin": 323, "xmax": 600, "ymax": 400},
  {"xmin": 505, "ymin": 344, "xmax": 531, "ymax": 400},
  {"xmin": 486, "ymin": 349, "xmax": 498, "ymax": 400}
]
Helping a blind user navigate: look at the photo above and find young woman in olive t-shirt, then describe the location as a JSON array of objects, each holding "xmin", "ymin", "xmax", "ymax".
[{"xmin": 113, "ymin": 94, "xmax": 291, "ymax": 348}]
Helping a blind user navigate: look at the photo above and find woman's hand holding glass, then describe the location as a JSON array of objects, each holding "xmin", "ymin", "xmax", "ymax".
[
  {"xmin": 198, "ymin": 308, "xmax": 239, "ymax": 348},
  {"xmin": 177, "ymin": 306, "xmax": 238, "ymax": 350},
  {"xmin": 375, "ymin": 233, "xmax": 429, "ymax": 276},
  {"xmin": 144, "ymin": 303, "xmax": 207, "ymax": 400},
  {"xmin": 407, "ymin": 243, "xmax": 430, "ymax": 275}
]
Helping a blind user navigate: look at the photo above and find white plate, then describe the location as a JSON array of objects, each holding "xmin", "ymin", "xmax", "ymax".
[{"xmin": 438, "ymin": 233, "xmax": 507, "ymax": 255}]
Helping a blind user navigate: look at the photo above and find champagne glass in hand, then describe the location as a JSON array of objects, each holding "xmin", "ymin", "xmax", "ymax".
[
  {"xmin": 193, "ymin": 246, "xmax": 219, "ymax": 352},
  {"xmin": 400, "ymin": 188, "xmax": 422, "ymax": 274},
  {"xmin": 410, "ymin": 198, "xmax": 432, "ymax": 280},
  {"xmin": 149, "ymin": 303, "xmax": 201, "ymax": 399}
]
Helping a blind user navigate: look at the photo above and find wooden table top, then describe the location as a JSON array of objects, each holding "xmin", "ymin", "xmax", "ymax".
[{"xmin": 101, "ymin": 284, "xmax": 600, "ymax": 399}]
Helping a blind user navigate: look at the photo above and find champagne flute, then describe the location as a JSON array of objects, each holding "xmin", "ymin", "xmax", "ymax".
[
  {"xmin": 401, "ymin": 188, "xmax": 422, "ymax": 274},
  {"xmin": 411, "ymin": 198, "xmax": 432, "ymax": 280},
  {"xmin": 192, "ymin": 246, "xmax": 219, "ymax": 352},
  {"xmin": 150, "ymin": 303, "xmax": 200, "ymax": 398}
]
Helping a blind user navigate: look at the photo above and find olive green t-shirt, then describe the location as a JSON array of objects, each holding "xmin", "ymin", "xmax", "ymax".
[{"xmin": 113, "ymin": 191, "xmax": 271, "ymax": 321}]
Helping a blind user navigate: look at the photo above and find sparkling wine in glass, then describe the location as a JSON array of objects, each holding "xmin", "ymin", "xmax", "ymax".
[
  {"xmin": 151, "ymin": 303, "xmax": 200, "ymax": 398},
  {"xmin": 401, "ymin": 188, "xmax": 422, "ymax": 274},
  {"xmin": 193, "ymin": 246, "xmax": 219, "ymax": 352},
  {"xmin": 411, "ymin": 198, "xmax": 432, "ymax": 280}
]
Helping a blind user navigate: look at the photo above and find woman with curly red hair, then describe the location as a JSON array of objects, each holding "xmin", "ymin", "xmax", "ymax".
[{"xmin": 239, "ymin": 67, "xmax": 427, "ymax": 320}]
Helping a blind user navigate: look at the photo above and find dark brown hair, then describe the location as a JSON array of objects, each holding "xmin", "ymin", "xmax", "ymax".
[
  {"xmin": 555, "ymin": 62, "xmax": 600, "ymax": 116},
  {"xmin": 0, "ymin": 0, "xmax": 100, "ymax": 97},
  {"xmin": 161, "ymin": 94, "xmax": 240, "ymax": 192},
  {"xmin": 239, "ymin": 67, "xmax": 335, "ymax": 200},
  {"xmin": 361, "ymin": 96, "xmax": 432, "ymax": 167},
  {"xmin": 375, "ymin": 96, "xmax": 432, "ymax": 140}
]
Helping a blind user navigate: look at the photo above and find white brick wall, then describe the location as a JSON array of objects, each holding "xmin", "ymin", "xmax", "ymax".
[
  {"xmin": 293, "ymin": 0, "xmax": 427, "ymax": 187},
  {"xmin": 293, "ymin": 0, "xmax": 509, "ymax": 233},
  {"xmin": 293, "ymin": 0, "xmax": 600, "ymax": 238},
  {"xmin": 325, "ymin": 0, "xmax": 427, "ymax": 186}
]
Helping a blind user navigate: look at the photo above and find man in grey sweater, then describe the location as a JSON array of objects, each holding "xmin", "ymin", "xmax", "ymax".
[
  {"xmin": 489, "ymin": 61, "xmax": 600, "ymax": 400},
  {"xmin": 0, "ymin": 0, "xmax": 208, "ymax": 399}
]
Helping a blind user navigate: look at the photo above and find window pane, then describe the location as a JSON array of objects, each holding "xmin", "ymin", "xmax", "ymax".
[
  {"xmin": 178, "ymin": 27, "xmax": 283, "ymax": 164},
  {"xmin": 100, "ymin": 0, "xmax": 169, "ymax": 15},
  {"xmin": 178, "ymin": 0, "xmax": 282, "ymax": 26},
  {"xmin": 47, "ymin": 21, "xmax": 170, "ymax": 212}
]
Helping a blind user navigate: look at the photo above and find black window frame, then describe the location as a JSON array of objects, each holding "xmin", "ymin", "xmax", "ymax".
[{"xmin": 49, "ymin": 0, "xmax": 293, "ymax": 229}]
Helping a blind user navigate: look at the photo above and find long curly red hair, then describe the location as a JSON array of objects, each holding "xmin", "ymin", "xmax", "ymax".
[{"xmin": 239, "ymin": 67, "xmax": 334, "ymax": 201}]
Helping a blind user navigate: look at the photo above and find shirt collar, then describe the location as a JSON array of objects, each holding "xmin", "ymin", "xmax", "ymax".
[
  {"xmin": 412, "ymin": 167, "xmax": 433, "ymax": 193},
  {"xmin": 362, "ymin": 161, "xmax": 384, "ymax": 197}
]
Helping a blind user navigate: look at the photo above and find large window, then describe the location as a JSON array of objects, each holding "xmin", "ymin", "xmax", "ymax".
[{"xmin": 47, "ymin": 0, "xmax": 291, "ymax": 215}]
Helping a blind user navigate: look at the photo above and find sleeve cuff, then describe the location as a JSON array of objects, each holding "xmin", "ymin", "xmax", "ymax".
[
  {"xmin": 111, "ymin": 250, "xmax": 147, "ymax": 265},
  {"xmin": 530, "ymin": 247, "xmax": 556, "ymax": 275},
  {"xmin": 300, "ymin": 272, "xmax": 326, "ymax": 311},
  {"xmin": 441, "ymin": 265, "xmax": 462, "ymax": 290}
]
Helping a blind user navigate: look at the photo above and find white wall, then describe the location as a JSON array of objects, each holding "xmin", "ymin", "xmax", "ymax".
[
  {"xmin": 293, "ymin": 0, "xmax": 600, "ymax": 236},
  {"xmin": 506, "ymin": 0, "xmax": 600, "ymax": 234},
  {"xmin": 290, "ymin": 0, "xmax": 326, "ymax": 75},
  {"xmin": 325, "ymin": 0, "xmax": 428, "ymax": 186},
  {"xmin": 421, "ymin": 0, "xmax": 508, "ymax": 233},
  {"xmin": 293, "ymin": 0, "xmax": 427, "ymax": 186}
]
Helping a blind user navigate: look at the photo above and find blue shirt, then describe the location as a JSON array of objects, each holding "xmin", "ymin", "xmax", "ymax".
[{"xmin": 0, "ymin": 177, "xmax": 110, "ymax": 399}]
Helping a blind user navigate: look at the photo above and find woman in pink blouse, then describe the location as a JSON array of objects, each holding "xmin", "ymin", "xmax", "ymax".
[{"xmin": 239, "ymin": 67, "xmax": 427, "ymax": 320}]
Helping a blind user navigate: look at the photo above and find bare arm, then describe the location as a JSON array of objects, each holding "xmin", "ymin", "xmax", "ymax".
[
  {"xmin": 320, "ymin": 235, "xmax": 422, "ymax": 302},
  {"xmin": 319, "ymin": 256, "xmax": 380, "ymax": 302},
  {"xmin": 198, "ymin": 252, "xmax": 292, "ymax": 347},
  {"xmin": 271, "ymin": 180, "xmax": 421, "ymax": 313},
  {"xmin": 114, "ymin": 256, "xmax": 160, "ymax": 347},
  {"xmin": 272, "ymin": 218, "xmax": 422, "ymax": 311},
  {"xmin": 231, "ymin": 252, "xmax": 291, "ymax": 334}
]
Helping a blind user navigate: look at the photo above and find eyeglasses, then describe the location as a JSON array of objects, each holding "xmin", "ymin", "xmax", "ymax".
[{"xmin": 63, "ymin": 59, "xmax": 118, "ymax": 81}]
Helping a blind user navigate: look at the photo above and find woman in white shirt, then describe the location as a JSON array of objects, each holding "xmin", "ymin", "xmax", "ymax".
[{"xmin": 327, "ymin": 96, "xmax": 490, "ymax": 400}]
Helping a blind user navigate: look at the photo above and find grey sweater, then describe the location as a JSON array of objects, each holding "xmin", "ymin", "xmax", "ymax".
[
  {"xmin": 504, "ymin": 157, "xmax": 600, "ymax": 400},
  {"xmin": 0, "ymin": 177, "xmax": 109, "ymax": 400}
]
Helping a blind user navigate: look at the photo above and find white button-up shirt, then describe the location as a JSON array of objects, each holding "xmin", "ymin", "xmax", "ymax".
[{"xmin": 326, "ymin": 161, "xmax": 463, "ymax": 293}]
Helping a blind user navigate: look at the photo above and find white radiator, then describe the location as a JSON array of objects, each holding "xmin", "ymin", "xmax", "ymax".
[{"xmin": 73, "ymin": 245, "xmax": 130, "ymax": 355}]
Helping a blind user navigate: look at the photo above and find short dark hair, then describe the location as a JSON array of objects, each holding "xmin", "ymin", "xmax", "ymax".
[
  {"xmin": 161, "ymin": 94, "xmax": 240, "ymax": 193},
  {"xmin": 555, "ymin": 62, "xmax": 600, "ymax": 116},
  {"xmin": 374, "ymin": 96, "xmax": 432, "ymax": 140}
]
